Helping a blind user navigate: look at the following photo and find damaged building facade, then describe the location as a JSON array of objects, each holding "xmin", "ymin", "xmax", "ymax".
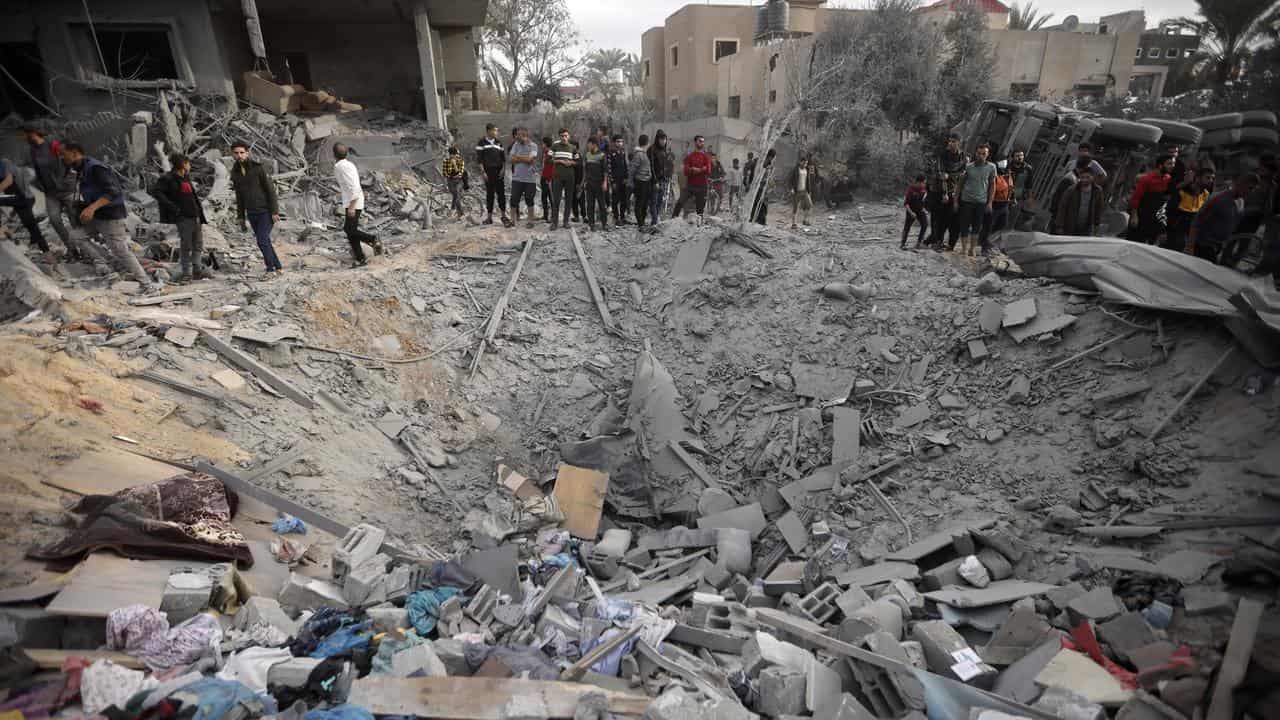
[{"xmin": 0, "ymin": 0, "xmax": 486, "ymax": 128}]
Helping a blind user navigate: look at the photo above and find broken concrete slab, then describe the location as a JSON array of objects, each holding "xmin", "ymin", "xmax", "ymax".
[
  {"xmin": 1006, "ymin": 313, "xmax": 1076, "ymax": 344},
  {"xmin": 982, "ymin": 606, "xmax": 1054, "ymax": 666},
  {"xmin": 696, "ymin": 502, "xmax": 767, "ymax": 540},
  {"xmin": 1152, "ymin": 550, "xmax": 1221, "ymax": 584},
  {"xmin": 1035, "ymin": 649, "xmax": 1133, "ymax": 706},
  {"xmin": 1065, "ymin": 586, "xmax": 1122, "ymax": 624},
  {"xmin": 211, "ymin": 368, "xmax": 247, "ymax": 392},
  {"xmin": 978, "ymin": 301, "xmax": 1003, "ymax": 336},
  {"xmin": 790, "ymin": 362, "xmax": 853, "ymax": 403},
  {"xmin": 1097, "ymin": 612, "xmax": 1156, "ymax": 665},
  {"xmin": 279, "ymin": 573, "xmax": 348, "ymax": 613},
  {"xmin": 1001, "ymin": 298, "xmax": 1037, "ymax": 328},
  {"xmin": 835, "ymin": 562, "xmax": 920, "ymax": 589},
  {"xmin": 201, "ymin": 331, "xmax": 317, "ymax": 408},
  {"xmin": 776, "ymin": 510, "xmax": 809, "ymax": 554},
  {"xmin": 831, "ymin": 407, "xmax": 861, "ymax": 469},
  {"xmin": 887, "ymin": 521, "xmax": 993, "ymax": 563},
  {"xmin": 968, "ymin": 339, "xmax": 990, "ymax": 361},
  {"xmin": 911, "ymin": 620, "xmax": 997, "ymax": 688},
  {"xmin": 895, "ymin": 403, "xmax": 933, "ymax": 429},
  {"xmin": 922, "ymin": 581, "xmax": 1057, "ymax": 609},
  {"xmin": 759, "ymin": 665, "xmax": 808, "ymax": 716},
  {"xmin": 992, "ymin": 636, "xmax": 1064, "ymax": 703},
  {"xmin": 673, "ymin": 236, "xmax": 713, "ymax": 284},
  {"xmin": 1181, "ymin": 586, "xmax": 1235, "ymax": 616},
  {"xmin": 163, "ymin": 326, "xmax": 198, "ymax": 348}
]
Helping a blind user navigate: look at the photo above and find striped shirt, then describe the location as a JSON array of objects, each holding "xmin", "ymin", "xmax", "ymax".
[
  {"xmin": 550, "ymin": 141, "xmax": 577, "ymax": 183},
  {"xmin": 475, "ymin": 136, "xmax": 506, "ymax": 172}
]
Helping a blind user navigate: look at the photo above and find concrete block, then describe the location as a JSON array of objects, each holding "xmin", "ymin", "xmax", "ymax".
[
  {"xmin": 813, "ymin": 693, "xmax": 876, "ymax": 720},
  {"xmin": 1097, "ymin": 612, "xmax": 1156, "ymax": 664},
  {"xmin": 911, "ymin": 620, "xmax": 997, "ymax": 689},
  {"xmin": 366, "ymin": 604, "xmax": 410, "ymax": 634},
  {"xmin": 806, "ymin": 657, "xmax": 843, "ymax": 713},
  {"xmin": 880, "ymin": 579, "xmax": 925, "ymax": 618},
  {"xmin": 279, "ymin": 572, "xmax": 349, "ymax": 613},
  {"xmin": 741, "ymin": 631, "xmax": 813, "ymax": 678},
  {"xmin": 0, "ymin": 607, "xmax": 65, "ymax": 648},
  {"xmin": 391, "ymin": 642, "xmax": 447, "ymax": 677},
  {"xmin": 703, "ymin": 562, "xmax": 733, "ymax": 589},
  {"xmin": 763, "ymin": 561, "xmax": 806, "ymax": 597},
  {"xmin": 1032, "ymin": 686, "xmax": 1105, "ymax": 720},
  {"xmin": 920, "ymin": 558, "xmax": 965, "ymax": 591},
  {"xmin": 333, "ymin": 524, "xmax": 387, "ymax": 581},
  {"xmin": 717, "ymin": 528, "xmax": 753, "ymax": 574},
  {"xmin": 267, "ymin": 657, "xmax": 324, "ymax": 688},
  {"xmin": 976, "ymin": 548, "xmax": 1013, "ymax": 581},
  {"xmin": 1066, "ymin": 587, "xmax": 1121, "ymax": 624},
  {"xmin": 429, "ymin": 638, "xmax": 471, "ymax": 676},
  {"xmin": 342, "ymin": 552, "xmax": 391, "ymax": 607},
  {"xmin": 758, "ymin": 665, "xmax": 807, "ymax": 717},
  {"xmin": 234, "ymin": 596, "xmax": 299, "ymax": 636},
  {"xmin": 798, "ymin": 582, "xmax": 841, "ymax": 624},
  {"xmin": 465, "ymin": 584, "xmax": 499, "ymax": 624},
  {"xmin": 595, "ymin": 528, "xmax": 632, "ymax": 558},
  {"xmin": 643, "ymin": 687, "xmax": 701, "ymax": 720},
  {"xmin": 386, "ymin": 564, "xmax": 425, "ymax": 602},
  {"xmin": 845, "ymin": 631, "xmax": 925, "ymax": 716},
  {"xmin": 838, "ymin": 598, "xmax": 905, "ymax": 643},
  {"xmin": 835, "ymin": 585, "xmax": 873, "ymax": 617},
  {"xmin": 1181, "ymin": 586, "xmax": 1235, "ymax": 616}
]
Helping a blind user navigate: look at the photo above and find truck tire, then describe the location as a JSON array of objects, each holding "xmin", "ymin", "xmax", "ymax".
[
  {"xmin": 1240, "ymin": 110, "xmax": 1278, "ymax": 129},
  {"xmin": 1201, "ymin": 128, "xmax": 1242, "ymax": 149},
  {"xmin": 1238, "ymin": 127, "xmax": 1279, "ymax": 147},
  {"xmin": 1094, "ymin": 118, "xmax": 1163, "ymax": 146},
  {"xmin": 1188, "ymin": 113, "xmax": 1243, "ymax": 131},
  {"xmin": 1138, "ymin": 119, "xmax": 1203, "ymax": 146}
]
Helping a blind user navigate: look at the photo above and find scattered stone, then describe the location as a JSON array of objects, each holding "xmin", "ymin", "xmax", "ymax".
[
  {"xmin": 1043, "ymin": 504, "xmax": 1083, "ymax": 534},
  {"xmin": 975, "ymin": 273, "xmax": 1003, "ymax": 295},
  {"xmin": 958, "ymin": 556, "xmax": 991, "ymax": 588}
]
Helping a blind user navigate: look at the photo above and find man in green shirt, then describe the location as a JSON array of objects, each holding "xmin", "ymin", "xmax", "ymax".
[
  {"xmin": 952, "ymin": 143, "xmax": 996, "ymax": 256},
  {"xmin": 549, "ymin": 128, "xmax": 577, "ymax": 230}
]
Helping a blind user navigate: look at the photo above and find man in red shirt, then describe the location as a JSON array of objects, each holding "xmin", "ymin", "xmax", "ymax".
[
  {"xmin": 671, "ymin": 135, "xmax": 712, "ymax": 220},
  {"xmin": 1129, "ymin": 155, "xmax": 1175, "ymax": 244}
]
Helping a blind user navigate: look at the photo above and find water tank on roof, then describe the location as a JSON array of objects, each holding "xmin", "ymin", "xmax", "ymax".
[{"xmin": 756, "ymin": 0, "xmax": 789, "ymax": 38}]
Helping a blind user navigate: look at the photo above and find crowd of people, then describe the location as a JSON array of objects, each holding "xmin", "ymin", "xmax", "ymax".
[
  {"xmin": 443, "ymin": 123, "xmax": 790, "ymax": 233},
  {"xmin": 901, "ymin": 132, "xmax": 1277, "ymax": 271}
]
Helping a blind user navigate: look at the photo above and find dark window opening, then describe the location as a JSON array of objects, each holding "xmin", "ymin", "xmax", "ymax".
[
  {"xmin": 727, "ymin": 95, "xmax": 741, "ymax": 118},
  {"xmin": 1009, "ymin": 82, "xmax": 1039, "ymax": 100},
  {"xmin": 768, "ymin": 89, "xmax": 777, "ymax": 103},
  {"xmin": 644, "ymin": 60, "xmax": 651, "ymax": 79},
  {"xmin": 0, "ymin": 43, "xmax": 47, "ymax": 118},
  {"xmin": 671, "ymin": 97, "xmax": 679, "ymax": 110},
  {"xmin": 714, "ymin": 40, "xmax": 739, "ymax": 63},
  {"xmin": 71, "ymin": 23, "xmax": 180, "ymax": 81},
  {"xmin": 671, "ymin": 46, "xmax": 678, "ymax": 67},
  {"xmin": 282, "ymin": 52, "xmax": 312, "ymax": 88},
  {"xmin": 769, "ymin": 54, "xmax": 779, "ymax": 71}
]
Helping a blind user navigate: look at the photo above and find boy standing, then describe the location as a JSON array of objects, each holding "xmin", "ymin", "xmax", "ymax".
[
  {"xmin": 475, "ymin": 123, "xmax": 512, "ymax": 227},
  {"xmin": 901, "ymin": 175, "xmax": 928, "ymax": 249},
  {"xmin": 726, "ymin": 158, "xmax": 742, "ymax": 211},
  {"xmin": 442, "ymin": 147, "xmax": 469, "ymax": 220}
]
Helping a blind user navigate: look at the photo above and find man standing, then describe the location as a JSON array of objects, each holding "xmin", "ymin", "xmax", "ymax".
[
  {"xmin": 787, "ymin": 156, "xmax": 814, "ymax": 229},
  {"xmin": 608, "ymin": 135, "xmax": 631, "ymax": 226},
  {"xmin": 1007, "ymin": 149, "xmax": 1033, "ymax": 229},
  {"xmin": 1129, "ymin": 155, "xmax": 1175, "ymax": 244},
  {"xmin": 571, "ymin": 140, "xmax": 585, "ymax": 222},
  {"xmin": 709, "ymin": 152, "xmax": 726, "ymax": 215},
  {"xmin": 672, "ymin": 135, "xmax": 712, "ymax": 220},
  {"xmin": 1190, "ymin": 173, "xmax": 1259, "ymax": 263},
  {"xmin": 230, "ymin": 142, "xmax": 283, "ymax": 274},
  {"xmin": 539, "ymin": 136, "xmax": 555, "ymax": 222},
  {"xmin": 978, "ymin": 162, "xmax": 1012, "ymax": 254},
  {"xmin": 952, "ymin": 143, "xmax": 996, "ymax": 256},
  {"xmin": 1053, "ymin": 161, "xmax": 1105, "ymax": 237},
  {"xmin": 726, "ymin": 158, "xmax": 742, "ymax": 212},
  {"xmin": 153, "ymin": 153, "xmax": 210, "ymax": 281},
  {"xmin": 61, "ymin": 142, "xmax": 154, "ymax": 290},
  {"xmin": 648, "ymin": 130, "xmax": 675, "ymax": 224},
  {"xmin": 549, "ymin": 128, "xmax": 577, "ymax": 230},
  {"xmin": 476, "ymin": 123, "xmax": 512, "ymax": 227},
  {"xmin": 21, "ymin": 125, "xmax": 73, "ymax": 256},
  {"xmin": 629, "ymin": 134, "xmax": 654, "ymax": 231},
  {"xmin": 932, "ymin": 134, "xmax": 968, "ymax": 250},
  {"xmin": 509, "ymin": 127, "xmax": 539, "ymax": 229},
  {"xmin": 333, "ymin": 143, "xmax": 383, "ymax": 267},
  {"xmin": 583, "ymin": 138, "xmax": 609, "ymax": 231},
  {"xmin": 1166, "ymin": 166, "xmax": 1213, "ymax": 252},
  {"xmin": 0, "ymin": 155, "xmax": 50, "ymax": 255}
]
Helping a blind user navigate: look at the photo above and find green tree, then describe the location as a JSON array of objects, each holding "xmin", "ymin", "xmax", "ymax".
[
  {"xmin": 1166, "ymin": 0, "xmax": 1280, "ymax": 88},
  {"xmin": 1007, "ymin": 3, "xmax": 1054, "ymax": 31},
  {"xmin": 937, "ymin": 2, "xmax": 995, "ymax": 134},
  {"xmin": 483, "ymin": 0, "xmax": 582, "ymax": 111},
  {"xmin": 582, "ymin": 48, "xmax": 641, "ymax": 110},
  {"xmin": 520, "ymin": 76, "xmax": 563, "ymax": 112}
]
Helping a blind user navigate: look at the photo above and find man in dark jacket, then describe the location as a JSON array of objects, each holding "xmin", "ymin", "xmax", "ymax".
[
  {"xmin": 647, "ymin": 130, "xmax": 675, "ymax": 224},
  {"xmin": 61, "ymin": 142, "xmax": 154, "ymax": 290},
  {"xmin": 154, "ymin": 153, "xmax": 210, "ymax": 281},
  {"xmin": 582, "ymin": 138, "xmax": 609, "ymax": 231},
  {"xmin": 230, "ymin": 142, "xmax": 283, "ymax": 274},
  {"xmin": 476, "ymin": 123, "xmax": 512, "ymax": 227},
  {"xmin": 607, "ymin": 135, "xmax": 630, "ymax": 226},
  {"xmin": 21, "ymin": 125, "xmax": 74, "ymax": 255},
  {"xmin": 1190, "ymin": 173, "xmax": 1259, "ymax": 263},
  {"xmin": 1054, "ymin": 161, "xmax": 1105, "ymax": 237},
  {"xmin": 0, "ymin": 155, "xmax": 50, "ymax": 254}
]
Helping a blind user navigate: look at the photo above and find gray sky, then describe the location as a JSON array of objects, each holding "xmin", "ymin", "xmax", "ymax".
[{"xmin": 567, "ymin": 0, "xmax": 1203, "ymax": 54}]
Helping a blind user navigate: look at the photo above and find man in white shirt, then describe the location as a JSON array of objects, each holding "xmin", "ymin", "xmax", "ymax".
[{"xmin": 333, "ymin": 143, "xmax": 383, "ymax": 267}]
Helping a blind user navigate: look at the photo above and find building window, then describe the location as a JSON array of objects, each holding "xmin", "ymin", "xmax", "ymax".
[
  {"xmin": 713, "ymin": 39, "xmax": 739, "ymax": 64},
  {"xmin": 1166, "ymin": 48, "xmax": 1179, "ymax": 58},
  {"xmin": 1010, "ymin": 83, "xmax": 1040, "ymax": 100},
  {"xmin": 769, "ymin": 54, "xmax": 779, "ymax": 71},
  {"xmin": 670, "ymin": 97, "xmax": 679, "ymax": 111},
  {"xmin": 1099, "ymin": 24, "xmax": 1108, "ymax": 35},
  {"xmin": 644, "ymin": 59, "xmax": 651, "ymax": 79},
  {"xmin": 670, "ymin": 45, "xmax": 678, "ymax": 67},
  {"xmin": 727, "ymin": 95, "xmax": 741, "ymax": 118},
  {"xmin": 1135, "ymin": 47, "xmax": 1143, "ymax": 58},
  {"xmin": 1147, "ymin": 48, "xmax": 1160, "ymax": 58},
  {"xmin": 768, "ymin": 89, "xmax": 777, "ymax": 104},
  {"xmin": 69, "ymin": 22, "xmax": 183, "ymax": 82}
]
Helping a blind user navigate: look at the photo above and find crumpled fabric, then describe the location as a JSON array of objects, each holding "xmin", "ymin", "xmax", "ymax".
[
  {"xmin": 272, "ymin": 515, "xmax": 308, "ymax": 534},
  {"xmin": 371, "ymin": 630, "xmax": 428, "ymax": 676},
  {"xmin": 81, "ymin": 659, "xmax": 159, "ymax": 715},
  {"xmin": 304, "ymin": 705, "xmax": 374, "ymax": 720},
  {"xmin": 405, "ymin": 587, "xmax": 459, "ymax": 636},
  {"xmin": 217, "ymin": 646, "xmax": 293, "ymax": 693},
  {"xmin": 580, "ymin": 627, "xmax": 639, "ymax": 677},
  {"xmin": 167, "ymin": 677, "xmax": 278, "ymax": 720},
  {"xmin": 224, "ymin": 620, "xmax": 290, "ymax": 651},
  {"xmin": 0, "ymin": 656, "xmax": 88, "ymax": 719},
  {"xmin": 463, "ymin": 644, "xmax": 559, "ymax": 681},
  {"xmin": 289, "ymin": 607, "xmax": 353, "ymax": 657},
  {"xmin": 309, "ymin": 620, "xmax": 373, "ymax": 659},
  {"xmin": 106, "ymin": 605, "xmax": 223, "ymax": 670},
  {"xmin": 419, "ymin": 560, "xmax": 479, "ymax": 592},
  {"xmin": 594, "ymin": 596, "xmax": 634, "ymax": 623}
]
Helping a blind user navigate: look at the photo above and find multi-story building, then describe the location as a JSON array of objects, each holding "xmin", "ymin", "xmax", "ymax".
[{"xmin": 1130, "ymin": 22, "xmax": 1201, "ymax": 97}]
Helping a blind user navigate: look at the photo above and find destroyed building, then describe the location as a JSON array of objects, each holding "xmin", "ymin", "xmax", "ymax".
[{"xmin": 0, "ymin": 0, "xmax": 487, "ymax": 125}]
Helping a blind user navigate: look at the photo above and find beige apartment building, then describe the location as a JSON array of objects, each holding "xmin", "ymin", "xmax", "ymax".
[{"xmin": 642, "ymin": 1, "xmax": 1157, "ymax": 127}]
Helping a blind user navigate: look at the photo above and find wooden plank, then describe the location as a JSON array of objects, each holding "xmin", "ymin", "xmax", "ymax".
[
  {"xmin": 469, "ymin": 237, "xmax": 535, "ymax": 380},
  {"xmin": 24, "ymin": 648, "xmax": 144, "ymax": 670},
  {"xmin": 667, "ymin": 440, "xmax": 720, "ymax": 490},
  {"xmin": 46, "ymin": 553, "xmax": 198, "ymax": 618},
  {"xmin": 200, "ymin": 330, "xmax": 318, "ymax": 409},
  {"xmin": 551, "ymin": 463, "xmax": 609, "ymax": 539},
  {"xmin": 570, "ymin": 230, "xmax": 616, "ymax": 329},
  {"xmin": 44, "ymin": 448, "xmax": 180, "ymax": 496},
  {"xmin": 347, "ymin": 676, "xmax": 650, "ymax": 719},
  {"xmin": 130, "ymin": 369, "xmax": 226, "ymax": 403},
  {"xmin": 560, "ymin": 625, "xmax": 643, "ymax": 680},
  {"xmin": 198, "ymin": 461, "xmax": 348, "ymax": 538},
  {"xmin": 128, "ymin": 291, "xmax": 197, "ymax": 307},
  {"xmin": 1206, "ymin": 597, "xmax": 1265, "ymax": 720},
  {"xmin": 754, "ymin": 609, "xmax": 1057, "ymax": 720}
]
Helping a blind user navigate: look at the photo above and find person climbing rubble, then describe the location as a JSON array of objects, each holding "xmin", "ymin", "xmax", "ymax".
[
  {"xmin": 0, "ymin": 155, "xmax": 50, "ymax": 257},
  {"xmin": 230, "ymin": 141, "xmax": 283, "ymax": 276},
  {"xmin": 333, "ymin": 143, "xmax": 383, "ymax": 268},
  {"xmin": 60, "ymin": 142, "xmax": 156, "ymax": 292},
  {"xmin": 901, "ymin": 174, "xmax": 928, "ymax": 249},
  {"xmin": 20, "ymin": 124, "xmax": 74, "ymax": 256}
]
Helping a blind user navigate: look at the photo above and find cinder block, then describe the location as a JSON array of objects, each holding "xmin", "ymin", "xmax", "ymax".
[
  {"xmin": 235, "ymin": 596, "xmax": 300, "ymax": 636},
  {"xmin": 366, "ymin": 604, "xmax": 410, "ymax": 634},
  {"xmin": 332, "ymin": 524, "xmax": 387, "ymax": 581},
  {"xmin": 159, "ymin": 571, "xmax": 214, "ymax": 625},
  {"xmin": 911, "ymin": 620, "xmax": 997, "ymax": 689},
  {"xmin": 758, "ymin": 665, "xmax": 807, "ymax": 717},
  {"xmin": 0, "ymin": 607, "xmax": 66, "ymax": 648},
  {"xmin": 465, "ymin": 584, "xmax": 499, "ymax": 624},
  {"xmin": 342, "ymin": 552, "xmax": 391, "ymax": 607},
  {"xmin": 798, "ymin": 583, "xmax": 842, "ymax": 624},
  {"xmin": 391, "ymin": 642, "xmax": 447, "ymax": 677},
  {"xmin": 267, "ymin": 657, "xmax": 323, "ymax": 688},
  {"xmin": 279, "ymin": 572, "xmax": 349, "ymax": 613}
]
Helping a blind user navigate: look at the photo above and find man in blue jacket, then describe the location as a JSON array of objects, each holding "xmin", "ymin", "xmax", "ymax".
[{"xmin": 61, "ymin": 142, "xmax": 154, "ymax": 291}]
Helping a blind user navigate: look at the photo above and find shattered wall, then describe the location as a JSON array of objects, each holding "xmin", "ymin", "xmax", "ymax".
[
  {"xmin": 988, "ymin": 28, "xmax": 1142, "ymax": 101},
  {"xmin": 2, "ymin": 0, "xmax": 234, "ymax": 117}
]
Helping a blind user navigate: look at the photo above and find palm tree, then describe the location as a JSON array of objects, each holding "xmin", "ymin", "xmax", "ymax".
[
  {"xmin": 1167, "ymin": 0, "xmax": 1280, "ymax": 85},
  {"xmin": 1007, "ymin": 2, "xmax": 1054, "ymax": 31}
]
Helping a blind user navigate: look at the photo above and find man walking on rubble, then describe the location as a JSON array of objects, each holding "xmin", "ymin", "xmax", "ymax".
[
  {"xmin": 60, "ymin": 142, "xmax": 155, "ymax": 291},
  {"xmin": 230, "ymin": 142, "xmax": 283, "ymax": 275},
  {"xmin": 648, "ymin": 130, "xmax": 675, "ymax": 225},
  {"xmin": 153, "ymin": 153, "xmax": 211, "ymax": 282},
  {"xmin": 508, "ymin": 127, "xmax": 539, "ymax": 229},
  {"xmin": 21, "ymin": 125, "xmax": 75, "ymax": 258},
  {"xmin": 629, "ymin": 134, "xmax": 654, "ymax": 231},
  {"xmin": 549, "ymin": 128, "xmax": 577, "ymax": 230},
  {"xmin": 786, "ymin": 155, "xmax": 815, "ymax": 229},
  {"xmin": 608, "ymin": 135, "xmax": 631, "ymax": 226},
  {"xmin": 333, "ymin": 143, "xmax": 383, "ymax": 267},
  {"xmin": 476, "ymin": 123, "xmax": 512, "ymax": 227},
  {"xmin": 0, "ymin": 155, "xmax": 51, "ymax": 257}
]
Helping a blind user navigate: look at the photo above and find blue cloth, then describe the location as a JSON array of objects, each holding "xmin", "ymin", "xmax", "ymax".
[
  {"xmin": 305, "ymin": 704, "xmax": 375, "ymax": 720},
  {"xmin": 168, "ymin": 677, "xmax": 278, "ymax": 720},
  {"xmin": 405, "ymin": 587, "xmax": 460, "ymax": 636},
  {"xmin": 580, "ymin": 627, "xmax": 638, "ymax": 677},
  {"xmin": 309, "ymin": 620, "xmax": 374, "ymax": 659},
  {"xmin": 271, "ymin": 515, "xmax": 308, "ymax": 534}
]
